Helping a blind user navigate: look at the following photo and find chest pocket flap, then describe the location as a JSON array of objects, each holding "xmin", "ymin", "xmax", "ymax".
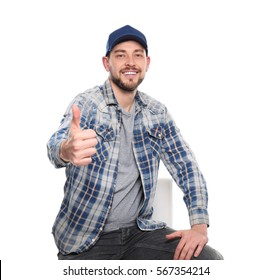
[
  {"xmin": 148, "ymin": 126, "xmax": 164, "ymax": 140},
  {"xmin": 90, "ymin": 125, "xmax": 116, "ymax": 162},
  {"xmin": 147, "ymin": 126, "xmax": 164, "ymax": 159},
  {"xmin": 96, "ymin": 125, "xmax": 116, "ymax": 142}
]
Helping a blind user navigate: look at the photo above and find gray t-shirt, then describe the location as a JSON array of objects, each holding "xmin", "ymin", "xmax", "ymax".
[{"xmin": 104, "ymin": 102, "xmax": 143, "ymax": 232}]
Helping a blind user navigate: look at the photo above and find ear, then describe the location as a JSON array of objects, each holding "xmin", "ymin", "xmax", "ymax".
[
  {"xmin": 102, "ymin": 56, "xmax": 110, "ymax": 72},
  {"xmin": 146, "ymin": 56, "xmax": 151, "ymax": 72}
]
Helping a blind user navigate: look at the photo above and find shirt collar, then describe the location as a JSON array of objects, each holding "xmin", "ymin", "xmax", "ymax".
[
  {"xmin": 100, "ymin": 79, "xmax": 148, "ymax": 109},
  {"xmin": 102, "ymin": 79, "xmax": 118, "ymax": 106}
]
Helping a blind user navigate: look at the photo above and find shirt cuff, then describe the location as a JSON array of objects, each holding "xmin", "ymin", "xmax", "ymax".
[
  {"xmin": 188, "ymin": 207, "xmax": 210, "ymax": 227},
  {"xmin": 53, "ymin": 143, "xmax": 69, "ymax": 168}
]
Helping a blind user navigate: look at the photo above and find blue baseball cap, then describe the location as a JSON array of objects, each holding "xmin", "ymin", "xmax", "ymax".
[{"xmin": 105, "ymin": 25, "xmax": 148, "ymax": 56}]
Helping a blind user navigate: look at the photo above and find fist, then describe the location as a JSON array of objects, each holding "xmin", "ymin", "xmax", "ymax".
[{"xmin": 60, "ymin": 105, "xmax": 98, "ymax": 166}]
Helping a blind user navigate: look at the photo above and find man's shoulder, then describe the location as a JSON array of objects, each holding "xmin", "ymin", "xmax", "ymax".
[
  {"xmin": 137, "ymin": 90, "xmax": 166, "ymax": 114},
  {"xmin": 75, "ymin": 85, "xmax": 103, "ymax": 103},
  {"xmin": 71, "ymin": 85, "xmax": 107, "ymax": 112}
]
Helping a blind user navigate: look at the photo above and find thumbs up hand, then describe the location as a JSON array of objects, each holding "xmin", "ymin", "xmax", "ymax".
[{"xmin": 60, "ymin": 105, "xmax": 98, "ymax": 166}]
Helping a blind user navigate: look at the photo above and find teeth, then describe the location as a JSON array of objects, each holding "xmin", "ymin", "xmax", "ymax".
[{"xmin": 124, "ymin": 72, "xmax": 136, "ymax": 75}]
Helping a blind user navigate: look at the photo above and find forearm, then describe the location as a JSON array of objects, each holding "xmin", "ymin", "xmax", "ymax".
[
  {"xmin": 47, "ymin": 127, "xmax": 70, "ymax": 168},
  {"xmin": 59, "ymin": 140, "xmax": 70, "ymax": 163}
]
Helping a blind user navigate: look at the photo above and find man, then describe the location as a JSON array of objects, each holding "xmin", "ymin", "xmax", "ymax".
[{"xmin": 47, "ymin": 25, "xmax": 223, "ymax": 260}]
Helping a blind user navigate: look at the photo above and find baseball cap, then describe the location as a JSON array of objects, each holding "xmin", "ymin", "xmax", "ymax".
[{"xmin": 105, "ymin": 25, "xmax": 148, "ymax": 56}]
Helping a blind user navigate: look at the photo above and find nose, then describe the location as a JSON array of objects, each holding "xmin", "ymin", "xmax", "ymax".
[{"xmin": 125, "ymin": 55, "xmax": 135, "ymax": 66}]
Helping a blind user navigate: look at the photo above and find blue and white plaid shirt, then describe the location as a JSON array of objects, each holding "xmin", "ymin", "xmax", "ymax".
[{"xmin": 47, "ymin": 79, "xmax": 209, "ymax": 255}]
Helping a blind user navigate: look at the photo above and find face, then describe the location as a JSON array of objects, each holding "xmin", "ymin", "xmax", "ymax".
[{"xmin": 102, "ymin": 41, "xmax": 150, "ymax": 92}]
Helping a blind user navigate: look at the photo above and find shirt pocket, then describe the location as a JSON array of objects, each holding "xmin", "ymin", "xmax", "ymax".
[
  {"xmin": 147, "ymin": 126, "xmax": 164, "ymax": 158},
  {"xmin": 91, "ymin": 125, "xmax": 116, "ymax": 162}
]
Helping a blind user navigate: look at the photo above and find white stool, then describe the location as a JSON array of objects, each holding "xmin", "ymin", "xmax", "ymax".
[{"xmin": 152, "ymin": 178, "xmax": 173, "ymax": 227}]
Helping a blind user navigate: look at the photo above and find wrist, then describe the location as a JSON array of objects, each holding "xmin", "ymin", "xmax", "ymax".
[
  {"xmin": 60, "ymin": 141, "xmax": 70, "ymax": 163},
  {"xmin": 191, "ymin": 224, "xmax": 208, "ymax": 235}
]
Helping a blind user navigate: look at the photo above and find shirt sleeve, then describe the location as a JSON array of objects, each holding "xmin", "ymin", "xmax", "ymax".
[
  {"xmin": 46, "ymin": 100, "xmax": 75, "ymax": 168},
  {"xmin": 160, "ymin": 108, "xmax": 210, "ymax": 227}
]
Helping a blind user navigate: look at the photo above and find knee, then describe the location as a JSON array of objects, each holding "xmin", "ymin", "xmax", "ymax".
[
  {"xmin": 206, "ymin": 245, "xmax": 224, "ymax": 260},
  {"xmin": 214, "ymin": 250, "xmax": 224, "ymax": 260},
  {"xmin": 195, "ymin": 245, "xmax": 224, "ymax": 260}
]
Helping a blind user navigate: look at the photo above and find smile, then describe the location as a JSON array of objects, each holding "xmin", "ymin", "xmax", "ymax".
[{"xmin": 123, "ymin": 71, "xmax": 137, "ymax": 75}]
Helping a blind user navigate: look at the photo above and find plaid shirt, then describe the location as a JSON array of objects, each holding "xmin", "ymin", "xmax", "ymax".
[{"xmin": 47, "ymin": 79, "xmax": 209, "ymax": 255}]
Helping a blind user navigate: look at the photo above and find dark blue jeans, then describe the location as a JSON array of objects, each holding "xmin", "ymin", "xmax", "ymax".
[{"xmin": 58, "ymin": 226, "xmax": 223, "ymax": 260}]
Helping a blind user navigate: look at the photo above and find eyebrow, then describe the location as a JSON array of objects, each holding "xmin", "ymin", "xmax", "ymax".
[{"xmin": 113, "ymin": 48, "xmax": 144, "ymax": 54}]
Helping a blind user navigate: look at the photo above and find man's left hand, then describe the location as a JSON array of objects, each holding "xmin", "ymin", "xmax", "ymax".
[{"xmin": 166, "ymin": 224, "xmax": 208, "ymax": 260}]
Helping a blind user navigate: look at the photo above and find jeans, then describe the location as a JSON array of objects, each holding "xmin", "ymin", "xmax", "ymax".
[{"xmin": 58, "ymin": 226, "xmax": 223, "ymax": 260}]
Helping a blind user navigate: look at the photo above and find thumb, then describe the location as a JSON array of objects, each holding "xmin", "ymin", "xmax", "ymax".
[
  {"xmin": 70, "ymin": 104, "xmax": 81, "ymax": 132},
  {"xmin": 166, "ymin": 230, "xmax": 183, "ymax": 240}
]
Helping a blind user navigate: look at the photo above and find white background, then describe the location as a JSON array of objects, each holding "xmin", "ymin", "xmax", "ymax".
[{"xmin": 0, "ymin": 0, "xmax": 270, "ymax": 279}]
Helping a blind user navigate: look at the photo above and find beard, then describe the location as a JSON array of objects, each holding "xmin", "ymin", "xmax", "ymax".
[{"xmin": 110, "ymin": 73, "xmax": 144, "ymax": 92}]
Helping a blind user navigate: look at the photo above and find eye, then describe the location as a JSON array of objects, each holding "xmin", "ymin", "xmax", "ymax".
[
  {"xmin": 135, "ymin": 52, "xmax": 144, "ymax": 58},
  {"xmin": 116, "ymin": 53, "xmax": 125, "ymax": 59}
]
